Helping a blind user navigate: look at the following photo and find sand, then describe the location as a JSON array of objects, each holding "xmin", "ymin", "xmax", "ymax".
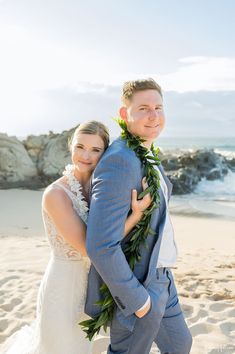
[{"xmin": 0, "ymin": 189, "xmax": 235, "ymax": 354}]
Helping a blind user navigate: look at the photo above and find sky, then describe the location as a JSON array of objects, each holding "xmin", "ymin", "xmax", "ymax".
[{"xmin": 0, "ymin": 0, "xmax": 235, "ymax": 138}]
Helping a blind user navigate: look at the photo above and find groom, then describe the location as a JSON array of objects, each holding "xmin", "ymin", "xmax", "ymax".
[{"xmin": 85, "ymin": 78, "xmax": 192, "ymax": 354}]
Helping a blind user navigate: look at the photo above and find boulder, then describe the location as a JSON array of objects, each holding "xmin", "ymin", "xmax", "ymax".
[
  {"xmin": 225, "ymin": 157, "xmax": 235, "ymax": 172},
  {"xmin": 177, "ymin": 149, "xmax": 228, "ymax": 179},
  {"xmin": 162, "ymin": 149, "xmax": 229, "ymax": 193},
  {"xmin": 161, "ymin": 153, "xmax": 180, "ymax": 171},
  {"xmin": 37, "ymin": 130, "xmax": 73, "ymax": 179},
  {"xmin": 0, "ymin": 133, "xmax": 38, "ymax": 188},
  {"xmin": 167, "ymin": 167, "xmax": 201, "ymax": 195},
  {"xmin": 23, "ymin": 134, "xmax": 50, "ymax": 163}
]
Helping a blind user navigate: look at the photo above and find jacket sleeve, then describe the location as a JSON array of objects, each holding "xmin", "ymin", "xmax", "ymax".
[{"xmin": 86, "ymin": 152, "xmax": 149, "ymax": 317}]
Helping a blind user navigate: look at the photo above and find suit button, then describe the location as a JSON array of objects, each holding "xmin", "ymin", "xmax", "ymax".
[{"xmin": 114, "ymin": 296, "xmax": 126, "ymax": 309}]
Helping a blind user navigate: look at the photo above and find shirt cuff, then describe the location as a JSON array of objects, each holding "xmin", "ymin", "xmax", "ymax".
[{"xmin": 137, "ymin": 295, "xmax": 150, "ymax": 312}]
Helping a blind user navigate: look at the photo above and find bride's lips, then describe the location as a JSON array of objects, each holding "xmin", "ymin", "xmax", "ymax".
[{"xmin": 78, "ymin": 160, "xmax": 92, "ymax": 165}]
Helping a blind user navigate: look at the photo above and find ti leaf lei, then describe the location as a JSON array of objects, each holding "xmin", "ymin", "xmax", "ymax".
[{"xmin": 79, "ymin": 119, "xmax": 161, "ymax": 340}]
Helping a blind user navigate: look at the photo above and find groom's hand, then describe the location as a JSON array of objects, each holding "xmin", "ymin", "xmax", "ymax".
[{"xmin": 135, "ymin": 296, "xmax": 151, "ymax": 318}]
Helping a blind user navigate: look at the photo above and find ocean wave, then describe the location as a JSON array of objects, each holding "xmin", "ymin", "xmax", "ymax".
[
  {"xmin": 170, "ymin": 171, "xmax": 235, "ymax": 219},
  {"xmin": 194, "ymin": 170, "xmax": 235, "ymax": 199},
  {"xmin": 214, "ymin": 149, "xmax": 235, "ymax": 159}
]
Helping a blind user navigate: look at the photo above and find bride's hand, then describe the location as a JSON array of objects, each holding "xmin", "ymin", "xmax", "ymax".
[
  {"xmin": 131, "ymin": 177, "xmax": 152, "ymax": 218},
  {"xmin": 123, "ymin": 178, "xmax": 152, "ymax": 237}
]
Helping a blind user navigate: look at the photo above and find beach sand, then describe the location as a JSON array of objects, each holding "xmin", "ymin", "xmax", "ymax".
[{"xmin": 0, "ymin": 189, "xmax": 235, "ymax": 354}]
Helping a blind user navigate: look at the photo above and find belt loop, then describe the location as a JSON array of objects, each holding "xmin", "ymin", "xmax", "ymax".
[
  {"xmin": 156, "ymin": 269, "xmax": 159, "ymax": 280},
  {"xmin": 163, "ymin": 267, "xmax": 166, "ymax": 274}
]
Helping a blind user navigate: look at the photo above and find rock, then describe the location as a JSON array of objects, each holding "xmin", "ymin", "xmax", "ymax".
[
  {"xmin": 0, "ymin": 133, "xmax": 38, "ymax": 188},
  {"xmin": 225, "ymin": 157, "xmax": 235, "ymax": 172},
  {"xmin": 161, "ymin": 154, "xmax": 180, "ymax": 171},
  {"xmin": 37, "ymin": 130, "xmax": 73, "ymax": 179},
  {"xmin": 167, "ymin": 167, "xmax": 201, "ymax": 194},
  {"xmin": 23, "ymin": 134, "xmax": 50, "ymax": 164},
  {"xmin": 207, "ymin": 167, "xmax": 225, "ymax": 180},
  {"xmin": 180, "ymin": 150, "xmax": 228, "ymax": 180},
  {"xmin": 162, "ymin": 149, "xmax": 229, "ymax": 194}
]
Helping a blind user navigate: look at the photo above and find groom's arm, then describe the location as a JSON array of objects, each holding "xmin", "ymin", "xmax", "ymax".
[{"xmin": 86, "ymin": 151, "xmax": 149, "ymax": 317}]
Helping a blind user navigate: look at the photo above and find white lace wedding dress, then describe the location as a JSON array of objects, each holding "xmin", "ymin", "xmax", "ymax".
[{"xmin": 1, "ymin": 167, "xmax": 93, "ymax": 354}]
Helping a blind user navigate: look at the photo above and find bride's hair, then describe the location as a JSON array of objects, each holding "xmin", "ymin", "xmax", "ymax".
[{"xmin": 69, "ymin": 120, "xmax": 110, "ymax": 151}]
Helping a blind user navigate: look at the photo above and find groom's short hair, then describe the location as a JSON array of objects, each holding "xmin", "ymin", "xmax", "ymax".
[{"xmin": 121, "ymin": 78, "xmax": 162, "ymax": 106}]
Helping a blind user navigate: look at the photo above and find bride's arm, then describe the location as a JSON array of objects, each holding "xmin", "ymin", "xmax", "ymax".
[
  {"xmin": 42, "ymin": 187, "xmax": 87, "ymax": 257},
  {"xmin": 124, "ymin": 178, "xmax": 152, "ymax": 237}
]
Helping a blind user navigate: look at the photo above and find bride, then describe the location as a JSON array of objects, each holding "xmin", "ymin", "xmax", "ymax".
[{"xmin": 2, "ymin": 121, "xmax": 151, "ymax": 354}]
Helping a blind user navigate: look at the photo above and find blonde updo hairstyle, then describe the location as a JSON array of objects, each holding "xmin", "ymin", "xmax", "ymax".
[{"xmin": 69, "ymin": 120, "xmax": 110, "ymax": 152}]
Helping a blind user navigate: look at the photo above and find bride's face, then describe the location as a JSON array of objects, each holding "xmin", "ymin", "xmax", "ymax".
[{"xmin": 71, "ymin": 133, "xmax": 105, "ymax": 174}]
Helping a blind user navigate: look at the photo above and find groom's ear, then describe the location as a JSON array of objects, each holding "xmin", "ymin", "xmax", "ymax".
[{"xmin": 119, "ymin": 106, "xmax": 128, "ymax": 122}]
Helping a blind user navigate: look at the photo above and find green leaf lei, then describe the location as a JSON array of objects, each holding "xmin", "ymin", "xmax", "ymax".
[{"xmin": 79, "ymin": 119, "xmax": 161, "ymax": 340}]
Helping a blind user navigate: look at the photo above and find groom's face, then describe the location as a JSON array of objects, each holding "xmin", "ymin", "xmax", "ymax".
[{"xmin": 120, "ymin": 89, "xmax": 165, "ymax": 148}]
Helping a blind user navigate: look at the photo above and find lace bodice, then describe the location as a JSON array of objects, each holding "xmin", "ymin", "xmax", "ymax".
[{"xmin": 42, "ymin": 180, "xmax": 90, "ymax": 266}]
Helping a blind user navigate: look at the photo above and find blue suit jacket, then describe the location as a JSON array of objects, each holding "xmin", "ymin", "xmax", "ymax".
[{"xmin": 85, "ymin": 137, "xmax": 173, "ymax": 329}]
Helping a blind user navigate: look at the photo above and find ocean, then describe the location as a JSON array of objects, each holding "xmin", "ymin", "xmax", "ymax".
[
  {"xmin": 156, "ymin": 137, "xmax": 235, "ymax": 220},
  {"xmin": 157, "ymin": 136, "xmax": 235, "ymax": 155}
]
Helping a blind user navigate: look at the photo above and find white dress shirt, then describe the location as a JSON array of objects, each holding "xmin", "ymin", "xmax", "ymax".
[{"xmin": 156, "ymin": 165, "xmax": 178, "ymax": 268}]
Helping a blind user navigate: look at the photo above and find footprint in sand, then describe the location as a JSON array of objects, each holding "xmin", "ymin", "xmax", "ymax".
[
  {"xmin": 188, "ymin": 309, "xmax": 208, "ymax": 324},
  {"xmin": 184, "ymin": 280, "xmax": 200, "ymax": 292},
  {"xmin": 214, "ymin": 278, "xmax": 232, "ymax": 283},
  {"xmin": 1, "ymin": 298, "xmax": 22, "ymax": 312},
  {"xmin": 209, "ymin": 292, "xmax": 233, "ymax": 301},
  {"xmin": 209, "ymin": 302, "xmax": 232, "ymax": 312},
  {"xmin": 216, "ymin": 263, "xmax": 235, "ymax": 269},
  {"xmin": 178, "ymin": 291, "xmax": 190, "ymax": 298},
  {"xmin": 0, "ymin": 276, "xmax": 20, "ymax": 286},
  {"xmin": 207, "ymin": 317, "xmax": 218, "ymax": 323},
  {"xmin": 185, "ymin": 272, "xmax": 200, "ymax": 276},
  {"xmin": 220, "ymin": 321, "xmax": 235, "ymax": 336},
  {"xmin": 189, "ymin": 322, "xmax": 215, "ymax": 336},
  {"xmin": 15, "ymin": 311, "xmax": 23, "ymax": 319},
  {"xmin": 0, "ymin": 319, "xmax": 9, "ymax": 331},
  {"xmin": 208, "ymin": 346, "xmax": 235, "ymax": 354},
  {"xmin": 181, "ymin": 304, "xmax": 194, "ymax": 317},
  {"xmin": 226, "ymin": 308, "xmax": 235, "ymax": 317}
]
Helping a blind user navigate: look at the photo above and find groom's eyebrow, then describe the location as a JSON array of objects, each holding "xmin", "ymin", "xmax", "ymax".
[{"xmin": 138, "ymin": 104, "xmax": 163, "ymax": 108}]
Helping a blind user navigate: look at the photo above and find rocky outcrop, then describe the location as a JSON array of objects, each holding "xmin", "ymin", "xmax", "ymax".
[
  {"xmin": 0, "ymin": 128, "xmax": 75, "ymax": 189},
  {"xmin": 166, "ymin": 167, "xmax": 201, "ymax": 195},
  {"xmin": 0, "ymin": 133, "xmax": 38, "ymax": 188},
  {"xmin": 225, "ymin": 157, "xmax": 235, "ymax": 172},
  {"xmin": 0, "ymin": 130, "xmax": 233, "ymax": 194},
  {"xmin": 161, "ymin": 149, "xmax": 229, "ymax": 194},
  {"xmin": 23, "ymin": 134, "xmax": 51, "ymax": 164},
  {"xmin": 37, "ymin": 130, "xmax": 72, "ymax": 178}
]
